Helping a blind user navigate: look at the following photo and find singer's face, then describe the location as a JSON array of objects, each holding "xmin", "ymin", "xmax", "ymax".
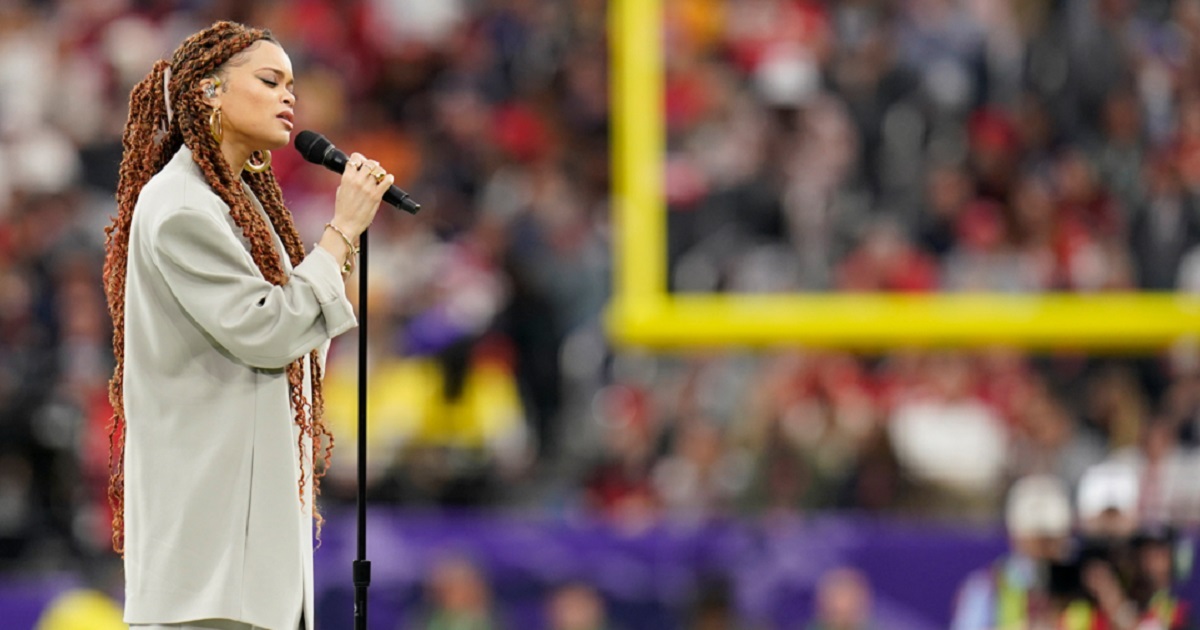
[{"xmin": 214, "ymin": 40, "xmax": 296, "ymax": 150}]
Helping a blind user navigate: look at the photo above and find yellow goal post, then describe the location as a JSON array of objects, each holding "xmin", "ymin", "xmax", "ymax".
[{"xmin": 606, "ymin": 0, "xmax": 1200, "ymax": 352}]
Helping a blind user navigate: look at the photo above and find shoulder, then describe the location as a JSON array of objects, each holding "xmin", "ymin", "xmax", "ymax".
[{"xmin": 135, "ymin": 145, "xmax": 228, "ymax": 233}]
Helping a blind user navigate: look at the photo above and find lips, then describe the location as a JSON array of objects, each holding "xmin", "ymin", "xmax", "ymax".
[{"xmin": 277, "ymin": 111, "xmax": 294, "ymax": 128}]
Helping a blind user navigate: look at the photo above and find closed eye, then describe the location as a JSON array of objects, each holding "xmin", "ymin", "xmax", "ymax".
[
  {"xmin": 260, "ymin": 78, "xmax": 295, "ymax": 97},
  {"xmin": 256, "ymin": 67, "xmax": 295, "ymax": 96}
]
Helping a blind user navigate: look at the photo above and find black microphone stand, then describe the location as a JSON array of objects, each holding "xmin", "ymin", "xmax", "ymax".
[{"xmin": 353, "ymin": 230, "xmax": 371, "ymax": 630}]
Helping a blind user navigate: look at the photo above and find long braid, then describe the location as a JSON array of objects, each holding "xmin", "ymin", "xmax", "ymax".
[
  {"xmin": 309, "ymin": 355, "xmax": 333, "ymax": 539},
  {"xmin": 103, "ymin": 21, "xmax": 333, "ymax": 553},
  {"xmin": 104, "ymin": 57, "xmax": 179, "ymax": 554}
]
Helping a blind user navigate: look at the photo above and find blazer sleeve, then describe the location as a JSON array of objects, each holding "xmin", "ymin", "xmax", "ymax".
[{"xmin": 149, "ymin": 204, "xmax": 357, "ymax": 369}]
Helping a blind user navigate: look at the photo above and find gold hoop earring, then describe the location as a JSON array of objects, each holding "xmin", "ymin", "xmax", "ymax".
[
  {"xmin": 243, "ymin": 150, "xmax": 272, "ymax": 173},
  {"xmin": 209, "ymin": 106, "xmax": 223, "ymax": 144}
]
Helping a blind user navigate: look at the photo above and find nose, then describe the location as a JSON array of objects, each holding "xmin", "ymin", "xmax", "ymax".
[{"xmin": 282, "ymin": 91, "xmax": 295, "ymax": 106}]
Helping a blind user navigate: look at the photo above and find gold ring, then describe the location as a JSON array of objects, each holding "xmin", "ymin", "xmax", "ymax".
[{"xmin": 372, "ymin": 170, "xmax": 386, "ymax": 184}]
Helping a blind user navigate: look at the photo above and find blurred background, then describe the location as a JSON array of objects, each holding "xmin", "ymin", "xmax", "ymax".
[{"xmin": 4, "ymin": 0, "xmax": 1200, "ymax": 628}]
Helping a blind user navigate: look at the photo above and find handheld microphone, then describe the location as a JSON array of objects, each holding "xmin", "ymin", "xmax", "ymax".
[{"xmin": 294, "ymin": 130, "xmax": 421, "ymax": 214}]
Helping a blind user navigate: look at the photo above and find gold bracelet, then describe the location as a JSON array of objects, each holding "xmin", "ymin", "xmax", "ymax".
[
  {"xmin": 323, "ymin": 222, "xmax": 358, "ymax": 275},
  {"xmin": 316, "ymin": 242, "xmax": 353, "ymax": 277}
]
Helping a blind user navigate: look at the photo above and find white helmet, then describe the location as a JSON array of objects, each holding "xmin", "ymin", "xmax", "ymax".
[{"xmin": 1006, "ymin": 475, "xmax": 1072, "ymax": 537}]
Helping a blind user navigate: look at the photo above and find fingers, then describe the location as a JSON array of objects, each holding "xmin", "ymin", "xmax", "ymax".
[
  {"xmin": 340, "ymin": 153, "xmax": 391, "ymax": 209},
  {"xmin": 345, "ymin": 154, "xmax": 377, "ymax": 174},
  {"xmin": 370, "ymin": 167, "xmax": 391, "ymax": 186},
  {"xmin": 346, "ymin": 153, "xmax": 376, "ymax": 170},
  {"xmin": 348, "ymin": 153, "xmax": 391, "ymax": 189},
  {"xmin": 345, "ymin": 154, "xmax": 381, "ymax": 179},
  {"xmin": 333, "ymin": 154, "xmax": 394, "ymax": 235}
]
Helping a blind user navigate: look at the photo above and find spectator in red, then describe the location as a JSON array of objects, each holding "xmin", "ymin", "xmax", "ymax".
[{"xmin": 835, "ymin": 219, "xmax": 938, "ymax": 292}]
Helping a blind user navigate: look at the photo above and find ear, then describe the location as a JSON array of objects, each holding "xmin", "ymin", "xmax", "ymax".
[{"xmin": 199, "ymin": 76, "xmax": 223, "ymax": 107}]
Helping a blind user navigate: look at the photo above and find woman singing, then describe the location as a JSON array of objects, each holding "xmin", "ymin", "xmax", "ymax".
[{"xmin": 102, "ymin": 21, "xmax": 393, "ymax": 630}]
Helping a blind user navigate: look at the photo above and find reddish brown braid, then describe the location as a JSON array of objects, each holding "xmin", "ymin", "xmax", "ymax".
[{"xmin": 102, "ymin": 21, "xmax": 334, "ymax": 554}]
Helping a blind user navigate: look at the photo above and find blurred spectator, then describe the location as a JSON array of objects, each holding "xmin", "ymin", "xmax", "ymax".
[
  {"xmin": 546, "ymin": 582, "xmax": 610, "ymax": 630},
  {"xmin": 941, "ymin": 198, "xmax": 1042, "ymax": 291},
  {"xmin": 805, "ymin": 567, "xmax": 875, "ymax": 630},
  {"xmin": 1129, "ymin": 524, "xmax": 1195, "ymax": 629},
  {"xmin": 966, "ymin": 108, "xmax": 1022, "ymax": 205},
  {"xmin": 1110, "ymin": 419, "xmax": 1200, "ymax": 525},
  {"xmin": 1005, "ymin": 380, "xmax": 1108, "ymax": 490},
  {"xmin": 1053, "ymin": 459, "xmax": 1195, "ymax": 628},
  {"xmin": 411, "ymin": 555, "xmax": 501, "ymax": 630},
  {"xmin": 915, "ymin": 163, "xmax": 973, "ymax": 258},
  {"xmin": 582, "ymin": 384, "xmax": 661, "ymax": 530},
  {"xmin": 1164, "ymin": 348, "xmax": 1200, "ymax": 462},
  {"xmin": 652, "ymin": 415, "xmax": 749, "ymax": 521},
  {"xmin": 737, "ymin": 351, "xmax": 886, "ymax": 514},
  {"xmin": 1093, "ymin": 88, "xmax": 1147, "ymax": 217},
  {"xmin": 1130, "ymin": 147, "xmax": 1200, "ymax": 290},
  {"xmin": 887, "ymin": 353, "xmax": 1008, "ymax": 518},
  {"xmin": 1078, "ymin": 460, "xmax": 1142, "ymax": 540},
  {"xmin": 688, "ymin": 578, "xmax": 756, "ymax": 630},
  {"xmin": 835, "ymin": 217, "xmax": 938, "ymax": 292},
  {"xmin": 1050, "ymin": 148, "xmax": 1132, "ymax": 291},
  {"xmin": 1063, "ymin": 461, "xmax": 1143, "ymax": 630},
  {"xmin": 1082, "ymin": 363, "xmax": 1149, "ymax": 452},
  {"xmin": 950, "ymin": 475, "xmax": 1074, "ymax": 630}
]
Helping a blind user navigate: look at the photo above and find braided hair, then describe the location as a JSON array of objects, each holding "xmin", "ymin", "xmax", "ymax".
[{"xmin": 102, "ymin": 21, "xmax": 334, "ymax": 553}]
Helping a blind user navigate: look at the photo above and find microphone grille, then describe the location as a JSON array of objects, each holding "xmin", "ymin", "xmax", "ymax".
[{"xmin": 294, "ymin": 130, "xmax": 330, "ymax": 164}]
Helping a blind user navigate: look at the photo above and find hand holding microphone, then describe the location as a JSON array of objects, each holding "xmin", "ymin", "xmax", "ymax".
[
  {"xmin": 295, "ymin": 130, "xmax": 421, "ymax": 274},
  {"xmin": 332, "ymin": 152, "xmax": 392, "ymax": 240},
  {"xmin": 294, "ymin": 130, "xmax": 421, "ymax": 216}
]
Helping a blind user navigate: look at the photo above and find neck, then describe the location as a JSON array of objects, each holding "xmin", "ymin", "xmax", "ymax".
[{"xmin": 220, "ymin": 137, "xmax": 252, "ymax": 176}]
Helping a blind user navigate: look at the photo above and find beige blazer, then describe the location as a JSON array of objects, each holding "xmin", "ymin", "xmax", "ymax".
[{"xmin": 121, "ymin": 145, "xmax": 356, "ymax": 630}]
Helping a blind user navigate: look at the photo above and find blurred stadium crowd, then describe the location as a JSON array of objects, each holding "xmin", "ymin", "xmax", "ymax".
[{"xmin": 4, "ymin": 0, "xmax": 1200, "ymax": 626}]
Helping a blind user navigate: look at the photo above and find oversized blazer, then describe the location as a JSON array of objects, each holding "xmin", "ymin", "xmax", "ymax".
[{"xmin": 121, "ymin": 145, "xmax": 356, "ymax": 630}]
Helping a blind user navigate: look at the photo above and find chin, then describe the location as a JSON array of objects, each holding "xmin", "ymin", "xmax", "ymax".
[
  {"xmin": 265, "ymin": 132, "xmax": 291, "ymax": 149},
  {"xmin": 252, "ymin": 130, "xmax": 291, "ymax": 151}
]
